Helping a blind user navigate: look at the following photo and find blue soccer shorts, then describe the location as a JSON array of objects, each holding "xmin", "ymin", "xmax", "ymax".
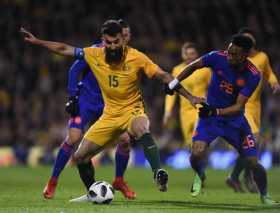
[
  {"xmin": 192, "ymin": 116, "xmax": 258, "ymax": 157},
  {"xmin": 68, "ymin": 95, "xmax": 103, "ymax": 132}
]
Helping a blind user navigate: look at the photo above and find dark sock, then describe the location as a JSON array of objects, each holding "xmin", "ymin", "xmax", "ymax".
[
  {"xmin": 77, "ymin": 161, "xmax": 95, "ymax": 190},
  {"xmin": 51, "ymin": 141, "xmax": 74, "ymax": 181},
  {"xmin": 138, "ymin": 133, "xmax": 161, "ymax": 174},
  {"xmin": 230, "ymin": 156, "xmax": 246, "ymax": 181},
  {"xmin": 115, "ymin": 144, "xmax": 130, "ymax": 178},
  {"xmin": 190, "ymin": 155, "xmax": 205, "ymax": 179},
  {"xmin": 251, "ymin": 163, "xmax": 267, "ymax": 195}
]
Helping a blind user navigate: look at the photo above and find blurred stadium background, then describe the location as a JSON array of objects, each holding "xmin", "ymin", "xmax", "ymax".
[{"xmin": 1, "ymin": 0, "xmax": 280, "ymax": 170}]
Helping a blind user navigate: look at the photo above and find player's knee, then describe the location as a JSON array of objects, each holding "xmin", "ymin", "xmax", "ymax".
[
  {"xmin": 119, "ymin": 140, "xmax": 130, "ymax": 150},
  {"xmin": 132, "ymin": 119, "xmax": 150, "ymax": 139},
  {"xmin": 191, "ymin": 143, "xmax": 206, "ymax": 158},
  {"xmin": 73, "ymin": 151, "xmax": 86, "ymax": 164},
  {"xmin": 119, "ymin": 133, "xmax": 131, "ymax": 144},
  {"xmin": 68, "ymin": 129, "xmax": 82, "ymax": 145},
  {"xmin": 117, "ymin": 142, "xmax": 130, "ymax": 154},
  {"xmin": 134, "ymin": 127, "xmax": 149, "ymax": 139}
]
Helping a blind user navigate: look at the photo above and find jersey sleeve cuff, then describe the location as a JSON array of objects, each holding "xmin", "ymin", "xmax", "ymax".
[{"xmin": 74, "ymin": 48, "xmax": 84, "ymax": 59}]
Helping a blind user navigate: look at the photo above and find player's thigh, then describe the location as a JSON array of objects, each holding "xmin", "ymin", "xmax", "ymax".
[
  {"xmin": 192, "ymin": 118, "xmax": 217, "ymax": 149},
  {"xmin": 84, "ymin": 114, "xmax": 122, "ymax": 147},
  {"xmin": 129, "ymin": 115, "xmax": 150, "ymax": 139},
  {"xmin": 224, "ymin": 131, "xmax": 258, "ymax": 158},
  {"xmin": 74, "ymin": 138, "xmax": 104, "ymax": 163}
]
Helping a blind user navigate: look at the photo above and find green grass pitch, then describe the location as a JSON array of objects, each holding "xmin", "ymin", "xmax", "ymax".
[{"xmin": 0, "ymin": 166, "xmax": 279, "ymax": 213}]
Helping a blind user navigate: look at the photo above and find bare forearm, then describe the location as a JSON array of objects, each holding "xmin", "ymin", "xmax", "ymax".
[
  {"xmin": 177, "ymin": 58, "xmax": 202, "ymax": 81},
  {"xmin": 218, "ymin": 104, "xmax": 243, "ymax": 116},
  {"xmin": 36, "ymin": 39, "xmax": 75, "ymax": 56},
  {"xmin": 175, "ymin": 86, "xmax": 193, "ymax": 101},
  {"xmin": 155, "ymin": 69, "xmax": 195, "ymax": 102}
]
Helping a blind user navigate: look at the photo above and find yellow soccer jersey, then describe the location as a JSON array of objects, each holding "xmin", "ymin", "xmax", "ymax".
[
  {"xmin": 165, "ymin": 63, "xmax": 211, "ymax": 115},
  {"xmin": 246, "ymin": 51, "xmax": 278, "ymax": 108},
  {"xmin": 83, "ymin": 46, "xmax": 158, "ymax": 114}
]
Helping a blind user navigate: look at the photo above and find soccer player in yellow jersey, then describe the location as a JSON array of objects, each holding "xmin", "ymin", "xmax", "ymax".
[
  {"xmin": 163, "ymin": 42, "xmax": 211, "ymax": 148},
  {"xmin": 226, "ymin": 27, "xmax": 280, "ymax": 193},
  {"xmin": 20, "ymin": 20, "xmax": 203, "ymax": 200}
]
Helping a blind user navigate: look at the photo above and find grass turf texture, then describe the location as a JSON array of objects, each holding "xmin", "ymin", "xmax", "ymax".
[{"xmin": 0, "ymin": 166, "xmax": 279, "ymax": 213}]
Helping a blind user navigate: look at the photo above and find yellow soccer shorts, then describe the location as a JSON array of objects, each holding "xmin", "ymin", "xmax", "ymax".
[
  {"xmin": 180, "ymin": 109, "xmax": 198, "ymax": 147},
  {"xmin": 84, "ymin": 107, "xmax": 147, "ymax": 146},
  {"xmin": 245, "ymin": 106, "xmax": 260, "ymax": 134}
]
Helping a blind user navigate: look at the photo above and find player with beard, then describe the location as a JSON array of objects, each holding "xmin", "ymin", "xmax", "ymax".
[
  {"xmin": 42, "ymin": 19, "xmax": 136, "ymax": 199},
  {"xmin": 20, "ymin": 20, "xmax": 203, "ymax": 201}
]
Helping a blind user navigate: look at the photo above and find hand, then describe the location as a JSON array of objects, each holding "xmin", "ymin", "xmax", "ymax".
[
  {"xmin": 65, "ymin": 96, "xmax": 80, "ymax": 117},
  {"xmin": 198, "ymin": 102, "xmax": 217, "ymax": 118},
  {"xmin": 164, "ymin": 83, "xmax": 174, "ymax": 95},
  {"xmin": 20, "ymin": 27, "xmax": 39, "ymax": 45},
  {"xmin": 162, "ymin": 112, "xmax": 172, "ymax": 127},
  {"xmin": 189, "ymin": 96, "xmax": 205, "ymax": 108},
  {"xmin": 271, "ymin": 83, "xmax": 280, "ymax": 94}
]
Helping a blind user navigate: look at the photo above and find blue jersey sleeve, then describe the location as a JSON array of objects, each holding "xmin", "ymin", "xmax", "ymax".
[
  {"xmin": 74, "ymin": 48, "xmax": 84, "ymax": 59},
  {"xmin": 201, "ymin": 51, "xmax": 218, "ymax": 68},
  {"xmin": 240, "ymin": 74, "xmax": 260, "ymax": 98},
  {"xmin": 67, "ymin": 59, "xmax": 88, "ymax": 96}
]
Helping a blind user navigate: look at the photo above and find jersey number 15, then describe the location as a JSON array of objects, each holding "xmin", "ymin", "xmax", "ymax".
[{"xmin": 109, "ymin": 75, "xmax": 119, "ymax": 87}]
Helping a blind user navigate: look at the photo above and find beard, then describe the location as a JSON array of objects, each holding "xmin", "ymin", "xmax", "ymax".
[{"xmin": 105, "ymin": 47, "xmax": 124, "ymax": 65}]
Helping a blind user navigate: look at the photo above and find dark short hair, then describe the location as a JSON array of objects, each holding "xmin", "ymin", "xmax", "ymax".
[
  {"xmin": 238, "ymin": 27, "xmax": 256, "ymax": 40},
  {"xmin": 118, "ymin": 19, "xmax": 129, "ymax": 28},
  {"xmin": 101, "ymin": 20, "xmax": 122, "ymax": 36},
  {"xmin": 231, "ymin": 34, "xmax": 253, "ymax": 52}
]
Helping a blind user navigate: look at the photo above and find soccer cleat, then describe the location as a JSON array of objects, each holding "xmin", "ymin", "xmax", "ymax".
[
  {"xmin": 43, "ymin": 178, "xmax": 57, "ymax": 199},
  {"xmin": 154, "ymin": 169, "xmax": 168, "ymax": 192},
  {"xmin": 225, "ymin": 177, "xmax": 245, "ymax": 193},
  {"xmin": 69, "ymin": 194, "xmax": 90, "ymax": 203},
  {"xmin": 260, "ymin": 194, "xmax": 279, "ymax": 205},
  {"xmin": 190, "ymin": 173, "xmax": 202, "ymax": 197},
  {"xmin": 243, "ymin": 173, "xmax": 258, "ymax": 193},
  {"xmin": 112, "ymin": 178, "xmax": 136, "ymax": 200}
]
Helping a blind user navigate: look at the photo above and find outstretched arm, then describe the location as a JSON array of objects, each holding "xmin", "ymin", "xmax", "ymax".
[
  {"xmin": 20, "ymin": 27, "xmax": 76, "ymax": 57},
  {"xmin": 176, "ymin": 58, "xmax": 204, "ymax": 81},
  {"xmin": 166, "ymin": 58, "xmax": 204, "ymax": 94},
  {"xmin": 154, "ymin": 67, "xmax": 204, "ymax": 107}
]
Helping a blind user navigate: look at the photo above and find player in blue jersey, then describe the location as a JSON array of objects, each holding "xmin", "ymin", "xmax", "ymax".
[
  {"xmin": 43, "ymin": 19, "xmax": 136, "ymax": 200},
  {"xmin": 167, "ymin": 34, "xmax": 278, "ymax": 204}
]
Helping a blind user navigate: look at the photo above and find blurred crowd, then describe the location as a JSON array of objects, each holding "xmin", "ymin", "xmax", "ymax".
[{"xmin": 1, "ymin": 0, "xmax": 280, "ymax": 165}]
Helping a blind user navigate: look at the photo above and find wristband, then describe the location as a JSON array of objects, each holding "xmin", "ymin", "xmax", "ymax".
[
  {"xmin": 168, "ymin": 78, "xmax": 179, "ymax": 90},
  {"xmin": 74, "ymin": 48, "xmax": 84, "ymax": 59}
]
